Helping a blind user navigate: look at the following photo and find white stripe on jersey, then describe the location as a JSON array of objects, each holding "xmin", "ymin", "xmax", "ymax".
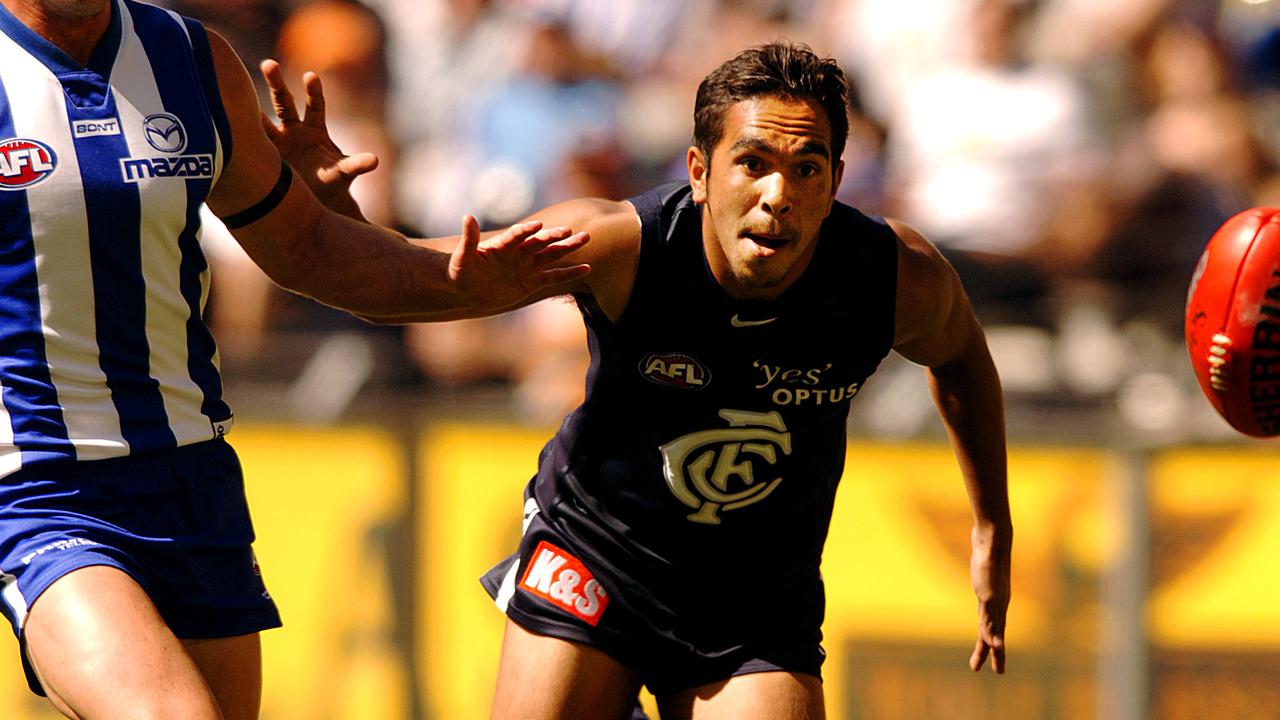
[
  {"xmin": 0, "ymin": 26, "xmax": 124, "ymax": 460},
  {"xmin": 0, "ymin": 572, "xmax": 28, "ymax": 631},
  {"xmin": 111, "ymin": 6, "xmax": 214, "ymax": 444}
]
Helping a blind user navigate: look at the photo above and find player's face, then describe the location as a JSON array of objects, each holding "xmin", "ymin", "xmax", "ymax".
[{"xmin": 689, "ymin": 95, "xmax": 844, "ymax": 301}]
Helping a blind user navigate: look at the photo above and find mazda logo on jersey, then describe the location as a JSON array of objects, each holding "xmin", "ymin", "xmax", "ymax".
[
  {"xmin": 143, "ymin": 113, "xmax": 187, "ymax": 153},
  {"xmin": 0, "ymin": 138, "xmax": 57, "ymax": 190},
  {"xmin": 659, "ymin": 409, "xmax": 792, "ymax": 525}
]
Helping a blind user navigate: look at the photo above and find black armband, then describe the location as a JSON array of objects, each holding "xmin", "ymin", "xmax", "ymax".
[{"xmin": 221, "ymin": 160, "xmax": 293, "ymax": 229}]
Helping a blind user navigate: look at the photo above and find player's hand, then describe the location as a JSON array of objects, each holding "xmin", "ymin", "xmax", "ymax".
[
  {"xmin": 969, "ymin": 522, "xmax": 1011, "ymax": 674},
  {"xmin": 450, "ymin": 215, "xmax": 591, "ymax": 311},
  {"xmin": 259, "ymin": 59, "xmax": 376, "ymax": 219}
]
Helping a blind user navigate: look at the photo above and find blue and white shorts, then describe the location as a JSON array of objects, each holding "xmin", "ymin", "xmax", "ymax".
[{"xmin": 0, "ymin": 438, "xmax": 281, "ymax": 695}]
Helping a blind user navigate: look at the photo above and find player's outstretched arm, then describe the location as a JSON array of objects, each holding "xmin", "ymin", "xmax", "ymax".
[
  {"xmin": 889, "ymin": 219, "xmax": 1012, "ymax": 675},
  {"xmin": 202, "ymin": 31, "xmax": 589, "ymax": 322},
  {"xmin": 256, "ymin": 57, "xmax": 645, "ymax": 324}
]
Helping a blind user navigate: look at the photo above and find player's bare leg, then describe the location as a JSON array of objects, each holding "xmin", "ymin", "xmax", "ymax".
[
  {"xmin": 491, "ymin": 619, "xmax": 642, "ymax": 720},
  {"xmin": 657, "ymin": 671, "xmax": 825, "ymax": 720},
  {"xmin": 23, "ymin": 566, "xmax": 223, "ymax": 720},
  {"xmin": 184, "ymin": 633, "xmax": 264, "ymax": 720}
]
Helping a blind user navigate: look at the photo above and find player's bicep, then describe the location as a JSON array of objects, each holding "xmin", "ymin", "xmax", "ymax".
[
  {"xmin": 201, "ymin": 30, "xmax": 297, "ymax": 225},
  {"xmin": 890, "ymin": 220, "xmax": 980, "ymax": 368},
  {"xmin": 494, "ymin": 198, "xmax": 639, "ymax": 314},
  {"xmin": 199, "ymin": 30, "xmax": 329, "ymax": 283}
]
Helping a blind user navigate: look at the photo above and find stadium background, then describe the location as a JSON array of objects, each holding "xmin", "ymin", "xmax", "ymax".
[{"xmin": 5, "ymin": 0, "xmax": 1280, "ymax": 717}]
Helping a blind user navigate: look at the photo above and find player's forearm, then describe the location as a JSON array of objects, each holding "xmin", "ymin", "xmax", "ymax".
[
  {"xmin": 927, "ymin": 335, "xmax": 1012, "ymax": 533},
  {"xmin": 259, "ymin": 208, "xmax": 468, "ymax": 320},
  {"xmin": 313, "ymin": 184, "xmax": 368, "ymax": 223}
]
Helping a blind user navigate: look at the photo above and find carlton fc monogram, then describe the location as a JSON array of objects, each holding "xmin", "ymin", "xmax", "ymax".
[{"xmin": 660, "ymin": 409, "xmax": 792, "ymax": 524}]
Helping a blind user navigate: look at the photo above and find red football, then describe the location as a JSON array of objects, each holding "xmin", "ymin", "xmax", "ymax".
[{"xmin": 1186, "ymin": 207, "xmax": 1280, "ymax": 436}]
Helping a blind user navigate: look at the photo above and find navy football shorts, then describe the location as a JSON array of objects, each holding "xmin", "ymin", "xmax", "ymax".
[
  {"xmin": 0, "ymin": 438, "xmax": 281, "ymax": 695},
  {"xmin": 481, "ymin": 480, "xmax": 825, "ymax": 696}
]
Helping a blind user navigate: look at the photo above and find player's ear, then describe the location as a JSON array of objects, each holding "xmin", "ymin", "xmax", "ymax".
[{"xmin": 688, "ymin": 146, "xmax": 708, "ymax": 204}]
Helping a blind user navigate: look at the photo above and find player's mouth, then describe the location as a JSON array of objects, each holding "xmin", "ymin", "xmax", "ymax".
[{"xmin": 743, "ymin": 231, "xmax": 790, "ymax": 251}]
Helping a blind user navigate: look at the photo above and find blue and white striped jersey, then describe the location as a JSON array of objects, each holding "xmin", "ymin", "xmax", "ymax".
[{"xmin": 0, "ymin": 0, "xmax": 233, "ymax": 477}]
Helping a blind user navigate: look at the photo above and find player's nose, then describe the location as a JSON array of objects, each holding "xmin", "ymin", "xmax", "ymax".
[{"xmin": 758, "ymin": 172, "xmax": 792, "ymax": 217}]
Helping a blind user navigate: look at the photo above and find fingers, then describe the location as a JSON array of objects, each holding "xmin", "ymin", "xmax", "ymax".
[
  {"xmin": 261, "ymin": 61, "xmax": 331, "ymax": 134},
  {"xmin": 969, "ymin": 637, "xmax": 989, "ymax": 672},
  {"xmin": 449, "ymin": 214, "xmax": 483, "ymax": 280},
  {"xmin": 529, "ymin": 231, "xmax": 590, "ymax": 264},
  {"xmin": 260, "ymin": 59, "xmax": 300, "ymax": 125},
  {"xmin": 336, "ymin": 152, "xmax": 381, "ymax": 179},
  {"xmin": 969, "ymin": 632, "xmax": 1006, "ymax": 674},
  {"xmin": 536, "ymin": 263, "xmax": 593, "ymax": 285},
  {"xmin": 485, "ymin": 220, "xmax": 547, "ymax": 250},
  {"xmin": 301, "ymin": 71, "xmax": 327, "ymax": 128},
  {"xmin": 458, "ymin": 214, "xmax": 482, "ymax": 257}
]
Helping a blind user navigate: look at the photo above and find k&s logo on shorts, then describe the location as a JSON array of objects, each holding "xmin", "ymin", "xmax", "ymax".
[
  {"xmin": 0, "ymin": 138, "xmax": 57, "ymax": 190},
  {"xmin": 519, "ymin": 540, "xmax": 609, "ymax": 626}
]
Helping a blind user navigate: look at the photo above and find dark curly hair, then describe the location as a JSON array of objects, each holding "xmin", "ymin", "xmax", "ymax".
[{"xmin": 693, "ymin": 41, "xmax": 850, "ymax": 174}]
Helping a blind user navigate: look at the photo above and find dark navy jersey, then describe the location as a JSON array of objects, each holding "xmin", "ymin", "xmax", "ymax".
[{"xmin": 529, "ymin": 182, "xmax": 899, "ymax": 641}]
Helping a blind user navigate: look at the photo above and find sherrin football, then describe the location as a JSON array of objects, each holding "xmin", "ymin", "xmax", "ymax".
[{"xmin": 1186, "ymin": 207, "xmax": 1280, "ymax": 437}]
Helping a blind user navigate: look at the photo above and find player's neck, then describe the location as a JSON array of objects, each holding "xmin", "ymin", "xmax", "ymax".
[{"xmin": 2, "ymin": 0, "xmax": 112, "ymax": 66}]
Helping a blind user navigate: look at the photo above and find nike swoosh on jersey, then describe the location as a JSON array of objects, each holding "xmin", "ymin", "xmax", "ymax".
[{"xmin": 730, "ymin": 314, "xmax": 778, "ymax": 328}]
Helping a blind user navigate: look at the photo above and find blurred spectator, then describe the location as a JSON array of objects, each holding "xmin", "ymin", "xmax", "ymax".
[
  {"xmin": 817, "ymin": 0, "xmax": 976, "ymax": 123},
  {"xmin": 1087, "ymin": 18, "xmax": 1280, "ymax": 330},
  {"xmin": 364, "ymin": 0, "xmax": 536, "ymax": 235},
  {"xmin": 470, "ymin": 19, "xmax": 629, "ymax": 219},
  {"xmin": 276, "ymin": 0, "xmax": 397, "ymax": 226},
  {"xmin": 1027, "ymin": 0, "xmax": 1171, "ymax": 68},
  {"xmin": 391, "ymin": 5, "xmax": 630, "ymax": 420},
  {"xmin": 507, "ymin": 0, "xmax": 692, "ymax": 78},
  {"xmin": 884, "ymin": 0, "xmax": 1108, "ymax": 326},
  {"xmin": 157, "ymin": 0, "xmax": 290, "ymax": 107}
]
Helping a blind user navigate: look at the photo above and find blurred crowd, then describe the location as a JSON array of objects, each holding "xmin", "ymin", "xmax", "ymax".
[{"xmin": 165, "ymin": 0, "xmax": 1280, "ymax": 428}]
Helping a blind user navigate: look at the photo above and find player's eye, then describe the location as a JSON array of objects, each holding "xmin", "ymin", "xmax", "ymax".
[
  {"xmin": 797, "ymin": 163, "xmax": 820, "ymax": 178},
  {"xmin": 740, "ymin": 157, "xmax": 763, "ymax": 173}
]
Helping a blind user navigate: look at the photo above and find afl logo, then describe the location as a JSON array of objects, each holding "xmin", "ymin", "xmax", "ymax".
[
  {"xmin": 0, "ymin": 138, "xmax": 57, "ymax": 190},
  {"xmin": 143, "ymin": 113, "xmax": 186, "ymax": 153},
  {"xmin": 640, "ymin": 352, "xmax": 710, "ymax": 389}
]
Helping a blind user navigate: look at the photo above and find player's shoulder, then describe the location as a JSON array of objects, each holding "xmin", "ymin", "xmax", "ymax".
[
  {"xmin": 884, "ymin": 217, "xmax": 963, "ymax": 335},
  {"xmin": 200, "ymin": 24, "xmax": 240, "ymax": 71},
  {"xmin": 884, "ymin": 218, "xmax": 944, "ymax": 276}
]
